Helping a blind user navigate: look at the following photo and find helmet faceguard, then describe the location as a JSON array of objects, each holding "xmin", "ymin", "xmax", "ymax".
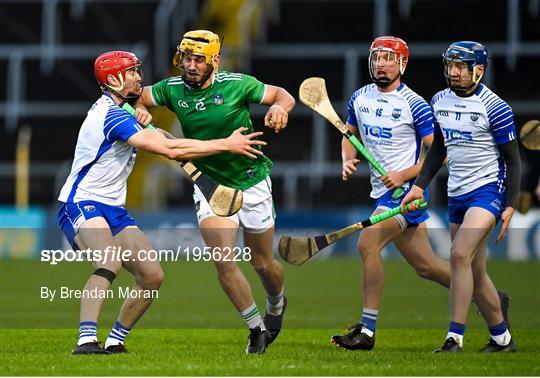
[
  {"xmin": 368, "ymin": 36, "xmax": 409, "ymax": 88},
  {"xmin": 443, "ymin": 41, "xmax": 489, "ymax": 95},
  {"xmin": 173, "ymin": 30, "xmax": 221, "ymax": 88},
  {"xmin": 94, "ymin": 51, "xmax": 143, "ymax": 101}
]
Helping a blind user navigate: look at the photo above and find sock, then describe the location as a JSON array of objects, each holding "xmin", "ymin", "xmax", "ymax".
[
  {"xmin": 360, "ymin": 308, "xmax": 378, "ymax": 337},
  {"xmin": 266, "ymin": 289, "xmax": 284, "ymax": 316},
  {"xmin": 104, "ymin": 321, "xmax": 131, "ymax": 349},
  {"xmin": 240, "ymin": 303, "xmax": 266, "ymax": 330},
  {"xmin": 78, "ymin": 321, "xmax": 98, "ymax": 346},
  {"xmin": 446, "ymin": 321, "xmax": 466, "ymax": 347},
  {"xmin": 489, "ymin": 321, "xmax": 511, "ymax": 346}
]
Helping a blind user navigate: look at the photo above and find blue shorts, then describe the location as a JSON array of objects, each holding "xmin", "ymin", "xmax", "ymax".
[
  {"xmin": 374, "ymin": 187, "xmax": 430, "ymax": 227},
  {"xmin": 448, "ymin": 182, "xmax": 505, "ymax": 224},
  {"xmin": 57, "ymin": 201, "xmax": 137, "ymax": 248}
]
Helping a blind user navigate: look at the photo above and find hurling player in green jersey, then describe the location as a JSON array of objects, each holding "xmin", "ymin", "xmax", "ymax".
[{"xmin": 138, "ymin": 30, "xmax": 295, "ymax": 354}]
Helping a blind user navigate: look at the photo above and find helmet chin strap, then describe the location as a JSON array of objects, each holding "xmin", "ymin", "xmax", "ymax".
[
  {"xmin": 102, "ymin": 85, "xmax": 141, "ymax": 104},
  {"xmin": 101, "ymin": 72, "xmax": 141, "ymax": 103},
  {"xmin": 450, "ymin": 66, "xmax": 484, "ymax": 95},
  {"xmin": 471, "ymin": 66, "xmax": 484, "ymax": 86},
  {"xmin": 106, "ymin": 88, "xmax": 141, "ymax": 103},
  {"xmin": 118, "ymin": 91, "xmax": 141, "ymax": 103}
]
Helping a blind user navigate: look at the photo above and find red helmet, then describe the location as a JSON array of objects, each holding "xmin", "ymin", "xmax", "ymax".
[
  {"xmin": 370, "ymin": 36, "xmax": 409, "ymax": 61},
  {"xmin": 94, "ymin": 51, "xmax": 142, "ymax": 92},
  {"xmin": 368, "ymin": 36, "xmax": 409, "ymax": 87}
]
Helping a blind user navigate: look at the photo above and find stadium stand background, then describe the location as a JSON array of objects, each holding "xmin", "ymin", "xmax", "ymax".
[{"xmin": 1, "ymin": 0, "xmax": 539, "ymax": 212}]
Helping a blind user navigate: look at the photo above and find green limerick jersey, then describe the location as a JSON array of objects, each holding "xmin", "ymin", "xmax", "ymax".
[{"xmin": 151, "ymin": 71, "xmax": 272, "ymax": 190}]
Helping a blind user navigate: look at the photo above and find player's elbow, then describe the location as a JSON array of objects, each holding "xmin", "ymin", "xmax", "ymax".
[
  {"xmin": 284, "ymin": 90, "xmax": 296, "ymax": 111},
  {"xmin": 288, "ymin": 93, "xmax": 296, "ymax": 109},
  {"xmin": 159, "ymin": 139, "xmax": 184, "ymax": 160},
  {"xmin": 135, "ymin": 140, "xmax": 172, "ymax": 159},
  {"xmin": 274, "ymin": 86, "xmax": 296, "ymax": 111}
]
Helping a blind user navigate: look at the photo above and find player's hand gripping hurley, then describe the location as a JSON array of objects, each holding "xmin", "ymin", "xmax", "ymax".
[
  {"xmin": 121, "ymin": 102, "xmax": 243, "ymax": 217},
  {"xmin": 299, "ymin": 77, "xmax": 404, "ymax": 199},
  {"xmin": 279, "ymin": 198, "xmax": 426, "ymax": 266}
]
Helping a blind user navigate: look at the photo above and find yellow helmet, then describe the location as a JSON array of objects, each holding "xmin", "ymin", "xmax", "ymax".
[{"xmin": 173, "ymin": 29, "xmax": 221, "ymax": 67}]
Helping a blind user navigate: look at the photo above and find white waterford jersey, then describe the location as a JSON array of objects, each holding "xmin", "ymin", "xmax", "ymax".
[
  {"xmin": 347, "ymin": 83, "xmax": 434, "ymax": 198},
  {"xmin": 58, "ymin": 94, "xmax": 143, "ymax": 206},
  {"xmin": 431, "ymin": 84, "xmax": 516, "ymax": 197}
]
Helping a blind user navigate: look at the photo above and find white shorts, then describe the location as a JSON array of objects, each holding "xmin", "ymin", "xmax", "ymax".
[{"xmin": 193, "ymin": 176, "xmax": 275, "ymax": 233}]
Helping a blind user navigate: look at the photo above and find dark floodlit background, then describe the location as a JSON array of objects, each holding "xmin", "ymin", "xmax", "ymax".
[{"xmin": 1, "ymin": 0, "xmax": 539, "ymax": 260}]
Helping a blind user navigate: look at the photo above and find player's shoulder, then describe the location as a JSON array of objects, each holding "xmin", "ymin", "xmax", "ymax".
[
  {"xmin": 161, "ymin": 75, "xmax": 185, "ymax": 86},
  {"xmin": 475, "ymin": 84, "xmax": 511, "ymax": 108},
  {"xmin": 96, "ymin": 94, "xmax": 114, "ymax": 106},
  {"xmin": 397, "ymin": 83, "xmax": 429, "ymax": 106},
  {"xmin": 100, "ymin": 95, "xmax": 126, "ymax": 114},
  {"xmin": 350, "ymin": 83, "xmax": 376, "ymax": 101},
  {"xmin": 81, "ymin": 96, "xmax": 111, "ymax": 132},
  {"xmin": 214, "ymin": 70, "xmax": 245, "ymax": 83},
  {"xmin": 88, "ymin": 94, "xmax": 115, "ymax": 116},
  {"xmin": 97, "ymin": 94, "xmax": 137, "ymax": 126},
  {"xmin": 430, "ymin": 88, "xmax": 452, "ymax": 106}
]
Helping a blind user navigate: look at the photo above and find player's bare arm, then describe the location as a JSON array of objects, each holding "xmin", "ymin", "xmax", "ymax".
[
  {"xmin": 341, "ymin": 124, "xmax": 361, "ymax": 181},
  {"xmin": 155, "ymin": 127, "xmax": 266, "ymax": 159},
  {"xmin": 381, "ymin": 133, "xmax": 434, "ymax": 189},
  {"xmin": 262, "ymin": 85, "xmax": 295, "ymax": 133},
  {"xmin": 127, "ymin": 127, "xmax": 266, "ymax": 160},
  {"xmin": 138, "ymin": 86, "xmax": 158, "ymax": 108},
  {"xmin": 155, "ymin": 128, "xmax": 175, "ymax": 139}
]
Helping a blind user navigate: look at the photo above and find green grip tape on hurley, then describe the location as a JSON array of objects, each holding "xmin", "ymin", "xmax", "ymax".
[
  {"xmin": 368, "ymin": 199, "xmax": 427, "ymax": 224},
  {"xmin": 390, "ymin": 187, "xmax": 405, "ymax": 199},
  {"xmin": 347, "ymin": 134, "xmax": 404, "ymax": 199},
  {"xmin": 121, "ymin": 102, "xmax": 156, "ymax": 130}
]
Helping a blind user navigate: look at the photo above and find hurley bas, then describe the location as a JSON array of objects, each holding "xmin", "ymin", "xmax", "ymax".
[{"xmin": 40, "ymin": 286, "xmax": 159, "ymax": 302}]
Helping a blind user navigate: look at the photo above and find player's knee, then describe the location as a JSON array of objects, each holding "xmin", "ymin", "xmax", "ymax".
[
  {"xmin": 358, "ymin": 239, "xmax": 379, "ymax": 259},
  {"xmin": 214, "ymin": 260, "xmax": 238, "ymax": 277},
  {"xmin": 252, "ymin": 259, "xmax": 276, "ymax": 277},
  {"xmin": 249, "ymin": 255, "xmax": 265, "ymax": 271},
  {"xmin": 139, "ymin": 269, "xmax": 164, "ymax": 290},
  {"xmin": 450, "ymin": 248, "xmax": 472, "ymax": 268},
  {"xmin": 249, "ymin": 252, "xmax": 272, "ymax": 272},
  {"xmin": 93, "ymin": 267, "xmax": 120, "ymax": 284},
  {"xmin": 99, "ymin": 260, "xmax": 123, "ymax": 274}
]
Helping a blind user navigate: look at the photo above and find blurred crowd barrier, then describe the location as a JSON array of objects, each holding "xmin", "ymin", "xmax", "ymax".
[{"xmin": 1, "ymin": 206, "xmax": 538, "ymax": 261}]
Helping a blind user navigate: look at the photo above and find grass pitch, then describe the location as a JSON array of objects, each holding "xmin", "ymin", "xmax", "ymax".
[{"xmin": 1, "ymin": 259, "xmax": 539, "ymax": 375}]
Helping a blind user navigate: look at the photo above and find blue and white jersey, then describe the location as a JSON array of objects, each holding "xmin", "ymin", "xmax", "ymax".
[
  {"xmin": 58, "ymin": 94, "xmax": 143, "ymax": 206},
  {"xmin": 431, "ymin": 84, "xmax": 517, "ymax": 197},
  {"xmin": 347, "ymin": 83, "xmax": 434, "ymax": 198}
]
